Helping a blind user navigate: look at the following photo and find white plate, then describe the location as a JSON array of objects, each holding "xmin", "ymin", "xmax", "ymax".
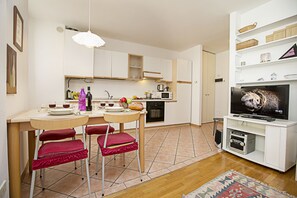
[
  {"xmin": 48, "ymin": 108, "xmax": 74, "ymax": 115},
  {"xmin": 105, "ymin": 107, "xmax": 124, "ymax": 112}
]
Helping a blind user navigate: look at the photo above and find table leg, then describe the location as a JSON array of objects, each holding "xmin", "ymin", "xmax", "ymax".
[
  {"xmin": 8, "ymin": 123, "xmax": 21, "ymax": 198},
  {"xmin": 119, "ymin": 123, "xmax": 125, "ymax": 165},
  {"xmin": 139, "ymin": 114, "xmax": 145, "ymax": 172},
  {"xmin": 28, "ymin": 130, "xmax": 35, "ymax": 172}
]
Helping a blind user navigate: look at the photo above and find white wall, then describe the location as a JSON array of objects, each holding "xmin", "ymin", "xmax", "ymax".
[
  {"xmin": 215, "ymin": 51, "xmax": 229, "ymax": 118},
  {"xmin": 1, "ymin": 0, "xmax": 29, "ymax": 197},
  {"xmin": 0, "ymin": 0, "xmax": 9, "ymax": 197},
  {"xmin": 180, "ymin": 45, "xmax": 203, "ymax": 125}
]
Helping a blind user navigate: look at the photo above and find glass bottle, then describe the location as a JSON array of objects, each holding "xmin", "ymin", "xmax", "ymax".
[
  {"xmin": 79, "ymin": 88, "xmax": 86, "ymax": 111},
  {"xmin": 86, "ymin": 86, "xmax": 92, "ymax": 111}
]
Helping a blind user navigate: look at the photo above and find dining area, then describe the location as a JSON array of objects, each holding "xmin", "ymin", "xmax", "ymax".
[{"xmin": 7, "ymin": 107, "xmax": 146, "ymax": 198}]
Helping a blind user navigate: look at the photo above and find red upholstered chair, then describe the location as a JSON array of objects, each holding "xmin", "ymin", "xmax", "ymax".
[
  {"xmin": 39, "ymin": 128, "xmax": 77, "ymax": 177},
  {"xmin": 95, "ymin": 112, "xmax": 142, "ymax": 196},
  {"xmin": 85, "ymin": 125, "xmax": 115, "ymax": 164},
  {"xmin": 29, "ymin": 116, "xmax": 91, "ymax": 198}
]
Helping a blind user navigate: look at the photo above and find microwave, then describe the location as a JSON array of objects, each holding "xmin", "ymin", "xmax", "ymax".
[{"xmin": 153, "ymin": 92, "xmax": 173, "ymax": 99}]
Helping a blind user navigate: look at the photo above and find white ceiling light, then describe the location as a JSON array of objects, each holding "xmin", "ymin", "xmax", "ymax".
[{"xmin": 72, "ymin": 0, "xmax": 105, "ymax": 48}]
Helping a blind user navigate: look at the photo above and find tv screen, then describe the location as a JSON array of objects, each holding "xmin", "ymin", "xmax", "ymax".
[{"xmin": 231, "ymin": 85, "xmax": 289, "ymax": 119}]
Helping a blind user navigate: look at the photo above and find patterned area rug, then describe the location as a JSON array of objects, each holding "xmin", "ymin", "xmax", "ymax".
[{"xmin": 183, "ymin": 170, "xmax": 295, "ymax": 198}]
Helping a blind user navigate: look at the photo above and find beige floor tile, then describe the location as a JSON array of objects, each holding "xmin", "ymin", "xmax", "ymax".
[
  {"xmin": 35, "ymin": 168, "xmax": 69, "ymax": 188},
  {"xmin": 149, "ymin": 161, "xmax": 173, "ymax": 173},
  {"xmin": 168, "ymin": 163, "xmax": 188, "ymax": 172},
  {"xmin": 51, "ymin": 161, "xmax": 78, "ymax": 172},
  {"xmin": 175, "ymin": 155, "xmax": 192, "ymax": 164},
  {"xmin": 106, "ymin": 156, "xmax": 134, "ymax": 168},
  {"xmin": 34, "ymin": 190, "xmax": 68, "ymax": 198},
  {"xmin": 176, "ymin": 149, "xmax": 194, "ymax": 157},
  {"xmin": 144, "ymin": 152, "xmax": 157, "ymax": 161},
  {"xmin": 127, "ymin": 158, "xmax": 152, "ymax": 173},
  {"xmin": 92, "ymin": 166, "xmax": 125, "ymax": 182},
  {"xmin": 70, "ymin": 177, "xmax": 112, "ymax": 197},
  {"xmin": 21, "ymin": 183, "xmax": 43, "ymax": 198},
  {"xmin": 115, "ymin": 169, "xmax": 142, "ymax": 183},
  {"xmin": 96, "ymin": 183, "xmax": 126, "ymax": 197},
  {"xmin": 158, "ymin": 146, "xmax": 177, "ymax": 154},
  {"xmin": 154, "ymin": 153, "xmax": 175, "ymax": 164},
  {"xmin": 124, "ymin": 175, "xmax": 151, "ymax": 188},
  {"xmin": 48, "ymin": 173, "xmax": 86, "ymax": 195},
  {"xmin": 72, "ymin": 162, "xmax": 98, "ymax": 177}
]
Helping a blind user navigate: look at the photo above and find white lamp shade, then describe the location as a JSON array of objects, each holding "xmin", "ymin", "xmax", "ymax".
[{"xmin": 72, "ymin": 31, "xmax": 105, "ymax": 48}]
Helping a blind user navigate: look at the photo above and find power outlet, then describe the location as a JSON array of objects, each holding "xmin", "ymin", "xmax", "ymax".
[{"xmin": 0, "ymin": 180, "xmax": 7, "ymax": 198}]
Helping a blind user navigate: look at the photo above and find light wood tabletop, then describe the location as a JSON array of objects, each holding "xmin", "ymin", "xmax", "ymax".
[{"xmin": 7, "ymin": 108, "xmax": 146, "ymax": 198}]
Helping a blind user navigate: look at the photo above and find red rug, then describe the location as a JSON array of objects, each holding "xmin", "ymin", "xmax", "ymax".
[{"xmin": 183, "ymin": 170, "xmax": 295, "ymax": 198}]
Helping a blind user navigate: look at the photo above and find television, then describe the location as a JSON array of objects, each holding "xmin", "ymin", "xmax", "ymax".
[{"xmin": 231, "ymin": 85, "xmax": 289, "ymax": 120}]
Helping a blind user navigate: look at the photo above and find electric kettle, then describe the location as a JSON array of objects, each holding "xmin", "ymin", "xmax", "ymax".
[{"xmin": 157, "ymin": 84, "xmax": 165, "ymax": 92}]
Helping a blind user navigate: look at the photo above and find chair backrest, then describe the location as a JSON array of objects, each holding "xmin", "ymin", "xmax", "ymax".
[
  {"xmin": 104, "ymin": 111, "xmax": 140, "ymax": 123},
  {"xmin": 30, "ymin": 115, "xmax": 89, "ymax": 130}
]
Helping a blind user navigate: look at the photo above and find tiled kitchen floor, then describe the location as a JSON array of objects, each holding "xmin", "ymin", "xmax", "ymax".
[{"xmin": 21, "ymin": 123, "xmax": 221, "ymax": 197}]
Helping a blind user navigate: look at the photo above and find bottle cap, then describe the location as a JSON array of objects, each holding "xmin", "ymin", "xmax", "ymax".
[{"xmin": 87, "ymin": 86, "xmax": 90, "ymax": 90}]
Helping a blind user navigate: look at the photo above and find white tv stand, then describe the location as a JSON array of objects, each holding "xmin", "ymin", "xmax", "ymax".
[{"xmin": 223, "ymin": 115, "xmax": 297, "ymax": 172}]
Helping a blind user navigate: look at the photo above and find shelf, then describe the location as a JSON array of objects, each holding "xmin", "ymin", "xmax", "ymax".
[
  {"xmin": 236, "ymin": 78, "xmax": 297, "ymax": 85},
  {"xmin": 224, "ymin": 148, "xmax": 265, "ymax": 165},
  {"xmin": 237, "ymin": 15, "xmax": 297, "ymax": 39},
  {"xmin": 236, "ymin": 35, "xmax": 297, "ymax": 54},
  {"xmin": 236, "ymin": 57, "xmax": 297, "ymax": 69},
  {"xmin": 227, "ymin": 126, "xmax": 265, "ymax": 136}
]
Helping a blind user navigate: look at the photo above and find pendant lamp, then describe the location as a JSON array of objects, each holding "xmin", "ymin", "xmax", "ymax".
[{"xmin": 72, "ymin": 0, "xmax": 105, "ymax": 48}]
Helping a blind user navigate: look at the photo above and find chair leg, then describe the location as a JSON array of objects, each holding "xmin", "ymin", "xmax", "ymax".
[
  {"xmin": 73, "ymin": 136, "xmax": 77, "ymax": 169},
  {"xmin": 85, "ymin": 158, "xmax": 91, "ymax": 196},
  {"xmin": 81, "ymin": 160, "xmax": 84, "ymax": 180},
  {"xmin": 88, "ymin": 135, "xmax": 92, "ymax": 165},
  {"xmin": 102, "ymin": 157, "xmax": 105, "ymax": 197},
  {"xmin": 136, "ymin": 150, "xmax": 143, "ymax": 182},
  {"xmin": 41, "ymin": 169, "xmax": 45, "ymax": 190},
  {"xmin": 29, "ymin": 170, "xmax": 36, "ymax": 198},
  {"xmin": 95, "ymin": 146, "xmax": 100, "ymax": 175}
]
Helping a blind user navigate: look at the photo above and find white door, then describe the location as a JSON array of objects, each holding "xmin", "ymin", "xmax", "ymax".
[
  {"xmin": 202, "ymin": 51, "xmax": 216, "ymax": 123},
  {"xmin": 177, "ymin": 59, "xmax": 192, "ymax": 82}
]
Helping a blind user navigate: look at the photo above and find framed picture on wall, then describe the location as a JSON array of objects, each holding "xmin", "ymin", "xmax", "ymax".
[
  {"xmin": 13, "ymin": 6, "xmax": 23, "ymax": 52},
  {"xmin": 7, "ymin": 45, "xmax": 17, "ymax": 94}
]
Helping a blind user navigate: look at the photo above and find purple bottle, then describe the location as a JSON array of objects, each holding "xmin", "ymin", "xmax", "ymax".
[{"xmin": 79, "ymin": 88, "xmax": 86, "ymax": 111}]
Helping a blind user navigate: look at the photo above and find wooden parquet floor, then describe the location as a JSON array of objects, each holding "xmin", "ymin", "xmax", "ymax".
[{"xmin": 107, "ymin": 151, "xmax": 297, "ymax": 198}]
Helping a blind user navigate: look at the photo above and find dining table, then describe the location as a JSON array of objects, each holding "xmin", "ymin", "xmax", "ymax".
[{"xmin": 6, "ymin": 108, "xmax": 146, "ymax": 198}]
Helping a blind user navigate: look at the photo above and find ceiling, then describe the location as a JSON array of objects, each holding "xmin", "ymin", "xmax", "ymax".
[{"xmin": 28, "ymin": 0, "xmax": 269, "ymax": 53}]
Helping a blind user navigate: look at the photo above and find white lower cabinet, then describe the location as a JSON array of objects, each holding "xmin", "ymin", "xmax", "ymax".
[{"xmin": 223, "ymin": 116, "xmax": 297, "ymax": 172}]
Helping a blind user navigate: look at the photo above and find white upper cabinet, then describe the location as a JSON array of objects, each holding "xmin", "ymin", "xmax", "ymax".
[
  {"xmin": 63, "ymin": 29, "xmax": 94, "ymax": 77},
  {"xmin": 94, "ymin": 49, "xmax": 112, "ymax": 78},
  {"xmin": 111, "ymin": 51, "xmax": 128, "ymax": 79},
  {"xmin": 94, "ymin": 49, "xmax": 128, "ymax": 79},
  {"xmin": 143, "ymin": 56, "xmax": 161, "ymax": 73},
  {"xmin": 161, "ymin": 59, "xmax": 172, "ymax": 82},
  {"xmin": 177, "ymin": 59, "xmax": 192, "ymax": 82}
]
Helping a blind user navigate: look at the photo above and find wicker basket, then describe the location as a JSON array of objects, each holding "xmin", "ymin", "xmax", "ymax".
[
  {"xmin": 236, "ymin": 39, "xmax": 258, "ymax": 50},
  {"xmin": 238, "ymin": 22, "xmax": 257, "ymax": 33}
]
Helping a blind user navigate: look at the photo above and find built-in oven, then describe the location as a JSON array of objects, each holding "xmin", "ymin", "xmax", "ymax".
[{"xmin": 146, "ymin": 101, "xmax": 164, "ymax": 123}]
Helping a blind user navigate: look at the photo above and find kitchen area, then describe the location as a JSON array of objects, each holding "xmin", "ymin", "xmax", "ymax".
[{"xmin": 62, "ymin": 28, "xmax": 193, "ymax": 129}]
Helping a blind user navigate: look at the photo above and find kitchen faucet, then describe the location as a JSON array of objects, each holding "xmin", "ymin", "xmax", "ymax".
[{"xmin": 105, "ymin": 90, "xmax": 113, "ymax": 100}]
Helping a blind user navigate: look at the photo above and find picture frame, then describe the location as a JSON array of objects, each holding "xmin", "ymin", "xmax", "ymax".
[
  {"xmin": 7, "ymin": 45, "xmax": 17, "ymax": 94},
  {"xmin": 13, "ymin": 6, "xmax": 23, "ymax": 52}
]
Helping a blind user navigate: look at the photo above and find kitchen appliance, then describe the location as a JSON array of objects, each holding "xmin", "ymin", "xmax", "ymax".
[
  {"xmin": 152, "ymin": 92, "xmax": 173, "ymax": 100},
  {"xmin": 228, "ymin": 130, "xmax": 255, "ymax": 155},
  {"xmin": 146, "ymin": 101, "xmax": 164, "ymax": 122},
  {"xmin": 157, "ymin": 84, "xmax": 165, "ymax": 92}
]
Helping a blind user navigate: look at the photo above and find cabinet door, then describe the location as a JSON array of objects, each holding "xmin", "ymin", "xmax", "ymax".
[
  {"xmin": 177, "ymin": 83, "xmax": 192, "ymax": 123},
  {"xmin": 265, "ymin": 126, "xmax": 281, "ymax": 168},
  {"xmin": 161, "ymin": 59, "xmax": 172, "ymax": 82},
  {"xmin": 111, "ymin": 51, "xmax": 128, "ymax": 79},
  {"xmin": 64, "ymin": 29, "xmax": 94, "ymax": 77},
  {"xmin": 143, "ymin": 56, "xmax": 161, "ymax": 73},
  {"xmin": 165, "ymin": 102, "xmax": 179, "ymax": 125},
  {"xmin": 94, "ymin": 49, "xmax": 112, "ymax": 78},
  {"xmin": 177, "ymin": 59, "xmax": 192, "ymax": 82}
]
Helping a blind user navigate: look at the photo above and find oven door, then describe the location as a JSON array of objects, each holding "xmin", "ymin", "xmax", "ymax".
[{"xmin": 146, "ymin": 101, "xmax": 164, "ymax": 122}]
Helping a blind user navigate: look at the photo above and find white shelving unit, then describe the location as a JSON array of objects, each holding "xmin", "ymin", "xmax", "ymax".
[
  {"xmin": 230, "ymin": 11, "xmax": 297, "ymax": 86},
  {"xmin": 223, "ymin": 116, "xmax": 297, "ymax": 172}
]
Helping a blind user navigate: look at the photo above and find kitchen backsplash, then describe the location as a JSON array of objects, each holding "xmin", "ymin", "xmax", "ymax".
[{"xmin": 67, "ymin": 79, "xmax": 161, "ymax": 99}]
